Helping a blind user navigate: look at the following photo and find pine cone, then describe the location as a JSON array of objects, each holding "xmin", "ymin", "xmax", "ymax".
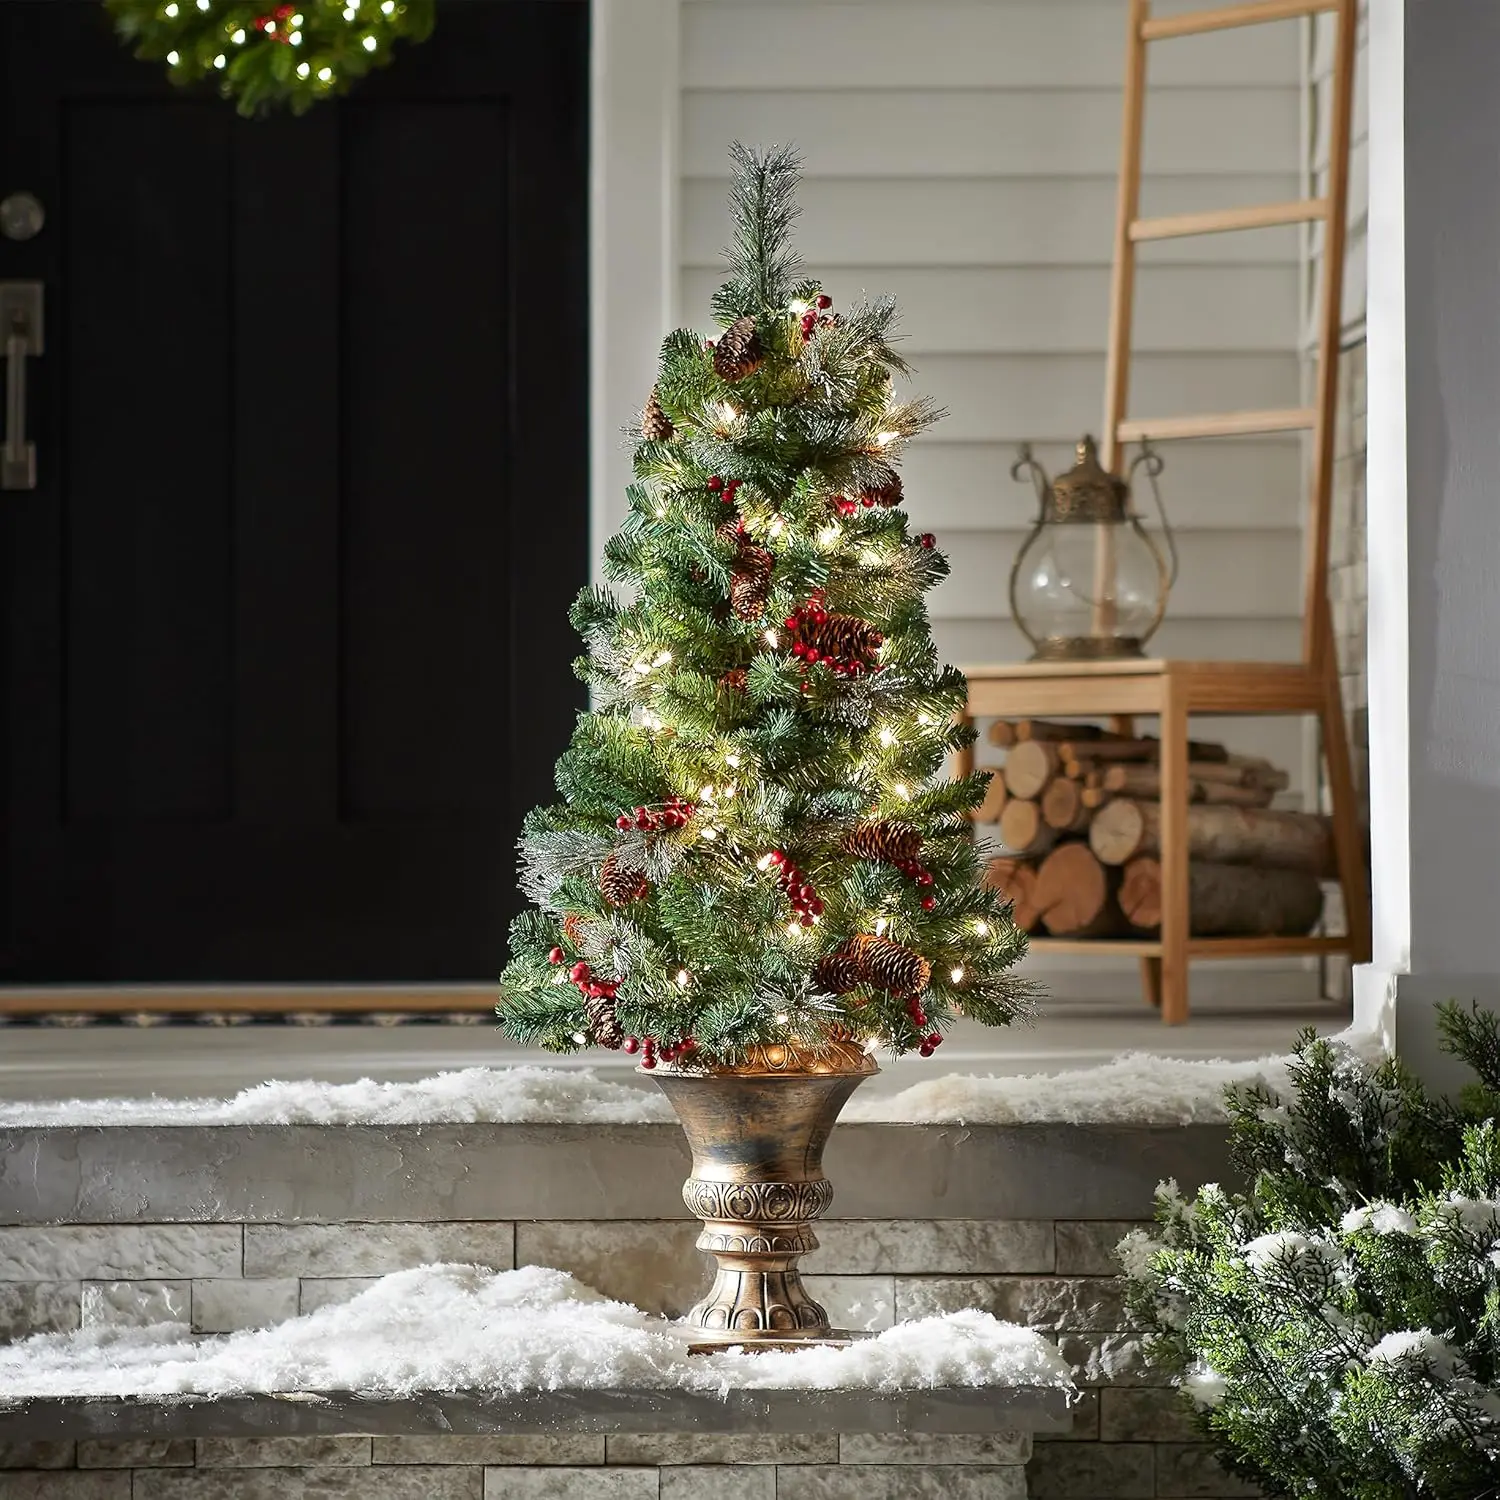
[
  {"xmin": 562, "ymin": 913, "xmax": 587, "ymax": 946},
  {"xmin": 846, "ymin": 934, "xmax": 931, "ymax": 996},
  {"xmin": 599, "ymin": 852, "xmax": 650, "ymax": 907},
  {"xmin": 803, "ymin": 612, "xmax": 884, "ymax": 667},
  {"xmin": 845, "ymin": 820, "xmax": 923, "ymax": 865},
  {"xmin": 813, "ymin": 951, "xmax": 863, "ymax": 995},
  {"xmin": 719, "ymin": 667, "xmax": 749, "ymax": 695},
  {"xmin": 584, "ymin": 991, "xmax": 625, "ymax": 1049},
  {"xmin": 857, "ymin": 466, "xmax": 903, "ymax": 509},
  {"xmin": 714, "ymin": 315, "xmax": 764, "ymax": 382},
  {"xmin": 641, "ymin": 386, "xmax": 674, "ymax": 441},
  {"xmin": 729, "ymin": 542, "xmax": 774, "ymax": 621}
]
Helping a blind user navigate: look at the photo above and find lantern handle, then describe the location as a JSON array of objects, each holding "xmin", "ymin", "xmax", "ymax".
[
  {"xmin": 1128, "ymin": 439, "xmax": 1178, "ymax": 588},
  {"xmin": 1010, "ymin": 442, "xmax": 1050, "ymax": 517}
]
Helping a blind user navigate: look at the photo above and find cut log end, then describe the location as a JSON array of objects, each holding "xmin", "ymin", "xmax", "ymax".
[
  {"xmin": 1034, "ymin": 842, "xmax": 1127, "ymax": 937},
  {"xmin": 1002, "ymin": 740, "xmax": 1060, "ymax": 800},
  {"xmin": 999, "ymin": 797, "xmax": 1058, "ymax": 857}
]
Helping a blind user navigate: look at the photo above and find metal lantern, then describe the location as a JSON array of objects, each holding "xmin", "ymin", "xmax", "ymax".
[{"xmin": 1008, "ymin": 435, "xmax": 1177, "ymax": 662}]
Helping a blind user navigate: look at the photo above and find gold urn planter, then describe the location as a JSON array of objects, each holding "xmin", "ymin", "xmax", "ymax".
[{"xmin": 648, "ymin": 1038, "xmax": 878, "ymax": 1352}]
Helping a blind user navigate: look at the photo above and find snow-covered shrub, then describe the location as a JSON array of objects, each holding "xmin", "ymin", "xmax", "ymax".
[{"xmin": 1122, "ymin": 1004, "xmax": 1500, "ymax": 1499}]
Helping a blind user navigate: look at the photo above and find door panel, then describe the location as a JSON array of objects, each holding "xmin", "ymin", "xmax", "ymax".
[{"xmin": 0, "ymin": 1, "xmax": 588, "ymax": 982}]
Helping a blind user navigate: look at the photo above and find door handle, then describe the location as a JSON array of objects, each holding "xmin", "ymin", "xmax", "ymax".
[{"xmin": 1, "ymin": 281, "xmax": 43, "ymax": 491}]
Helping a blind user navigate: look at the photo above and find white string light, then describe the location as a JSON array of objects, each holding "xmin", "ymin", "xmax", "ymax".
[
  {"xmin": 725, "ymin": 753, "xmax": 741, "ymax": 768},
  {"xmin": 213, "ymin": 53, "xmax": 226, "ymax": 67},
  {"xmin": 318, "ymin": 65, "xmax": 333, "ymax": 79},
  {"xmin": 817, "ymin": 526, "xmax": 840, "ymax": 547},
  {"xmin": 164, "ymin": 2, "xmax": 179, "ymax": 15},
  {"xmin": 700, "ymin": 827, "xmax": 718, "ymax": 841},
  {"xmin": 974, "ymin": 920, "xmax": 990, "ymax": 937},
  {"xmin": 878, "ymin": 727, "xmax": 895, "ymax": 747},
  {"xmin": 874, "ymin": 431, "xmax": 898, "ymax": 447},
  {"xmin": 893, "ymin": 783, "xmax": 912, "ymax": 801},
  {"xmin": 231, "ymin": 27, "xmax": 246, "ymax": 42},
  {"xmin": 676, "ymin": 969, "xmax": 690, "ymax": 988},
  {"xmin": 775, "ymin": 1012, "xmax": 790, "ymax": 1025},
  {"xmin": 571, "ymin": 1031, "xmax": 587, "ymax": 1045},
  {"xmin": 166, "ymin": 48, "xmax": 180, "ymax": 63},
  {"xmin": 296, "ymin": 61, "xmax": 310, "ymax": 76},
  {"xmin": 363, "ymin": 34, "xmax": 378, "ymax": 50},
  {"xmin": 757, "ymin": 852, "xmax": 777, "ymax": 871},
  {"xmin": 763, "ymin": 629, "xmax": 778, "ymax": 647},
  {"xmin": 950, "ymin": 966, "xmax": 965, "ymax": 983},
  {"xmin": 874, "ymin": 916, "xmax": 888, "ymax": 936},
  {"xmin": 785, "ymin": 922, "xmax": 802, "ymax": 939}
]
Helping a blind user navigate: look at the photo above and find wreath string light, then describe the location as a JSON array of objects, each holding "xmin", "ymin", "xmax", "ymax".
[{"xmin": 104, "ymin": 0, "xmax": 436, "ymax": 116}]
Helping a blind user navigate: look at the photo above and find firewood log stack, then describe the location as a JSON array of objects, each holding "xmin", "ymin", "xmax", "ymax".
[{"xmin": 971, "ymin": 719, "xmax": 1327, "ymax": 940}]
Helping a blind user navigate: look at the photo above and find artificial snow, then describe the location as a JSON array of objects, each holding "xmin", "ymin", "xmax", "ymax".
[
  {"xmin": 842, "ymin": 1050, "xmax": 1295, "ymax": 1126},
  {"xmin": 0, "ymin": 1066, "xmax": 676, "ymax": 1128},
  {"xmin": 1241, "ymin": 1230, "xmax": 1339, "ymax": 1272},
  {"xmin": 0, "ymin": 1031, "xmax": 1386, "ymax": 1128},
  {"xmin": 1341, "ymin": 1202, "xmax": 1418, "ymax": 1236},
  {"xmin": 0, "ymin": 1264, "xmax": 1073, "ymax": 1401}
]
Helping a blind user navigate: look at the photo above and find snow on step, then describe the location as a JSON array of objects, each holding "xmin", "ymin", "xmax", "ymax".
[
  {"xmin": 0, "ymin": 1264, "xmax": 1073, "ymax": 1401},
  {"xmin": 0, "ymin": 1031, "xmax": 1385, "ymax": 1129}
]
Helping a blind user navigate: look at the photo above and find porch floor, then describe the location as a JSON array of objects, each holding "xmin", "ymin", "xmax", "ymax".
[{"xmin": 0, "ymin": 988, "xmax": 1350, "ymax": 1103}]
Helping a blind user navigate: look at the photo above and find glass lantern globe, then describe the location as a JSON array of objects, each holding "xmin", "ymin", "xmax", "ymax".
[{"xmin": 1008, "ymin": 436, "xmax": 1176, "ymax": 661}]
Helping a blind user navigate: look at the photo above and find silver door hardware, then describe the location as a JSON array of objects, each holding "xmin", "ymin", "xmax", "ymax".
[
  {"xmin": 0, "ymin": 193, "xmax": 45, "ymax": 242},
  {"xmin": 1, "ymin": 282, "xmax": 43, "ymax": 491}
]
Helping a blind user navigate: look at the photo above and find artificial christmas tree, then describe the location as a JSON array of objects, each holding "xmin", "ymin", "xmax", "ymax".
[
  {"xmin": 498, "ymin": 143, "xmax": 1030, "ymax": 1070},
  {"xmin": 497, "ymin": 143, "xmax": 1032, "ymax": 1345}
]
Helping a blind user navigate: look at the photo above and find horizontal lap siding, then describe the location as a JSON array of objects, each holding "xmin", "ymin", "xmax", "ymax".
[{"xmin": 678, "ymin": 1, "xmax": 1310, "ymax": 816}]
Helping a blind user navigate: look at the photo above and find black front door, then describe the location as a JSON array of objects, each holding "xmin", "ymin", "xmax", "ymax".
[{"xmin": 0, "ymin": 0, "xmax": 588, "ymax": 982}]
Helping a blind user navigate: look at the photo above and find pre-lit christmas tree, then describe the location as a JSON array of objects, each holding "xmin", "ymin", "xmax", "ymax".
[{"xmin": 498, "ymin": 145, "xmax": 1031, "ymax": 1070}]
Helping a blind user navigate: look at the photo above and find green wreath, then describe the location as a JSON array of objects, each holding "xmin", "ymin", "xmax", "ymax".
[{"xmin": 104, "ymin": 0, "xmax": 436, "ymax": 116}]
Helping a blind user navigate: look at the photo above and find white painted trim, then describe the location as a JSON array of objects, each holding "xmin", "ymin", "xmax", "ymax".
[
  {"xmin": 589, "ymin": 0, "xmax": 682, "ymax": 582},
  {"xmin": 1361, "ymin": 0, "xmax": 1408, "ymax": 973}
]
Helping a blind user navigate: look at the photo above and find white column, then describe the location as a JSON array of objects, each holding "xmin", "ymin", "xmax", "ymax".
[
  {"xmin": 1357, "ymin": 0, "xmax": 1500, "ymax": 1088},
  {"xmin": 590, "ymin": 0, "xmax": 680, "ymax": 582}
]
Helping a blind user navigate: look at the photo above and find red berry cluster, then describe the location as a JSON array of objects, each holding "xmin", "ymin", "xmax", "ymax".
[
  {"xmin": 254, "ymin": 3, "xmax": 296, "ymax": 39},
  {"xmin": 895, "ymin": 856, "xmax": 938, "ymax": 911},
  {"xmin": 705, "ymin": 475, "xmax": 743, "ymax": 507},
  {"xmin": 903, "ymin": 995, "xmax": 945, "ymax": 1057},
  {"xmin": 615, "ymin": 796, "xmax": 695, "ymax": 832},
  {"xmin": 626, "ymin": 1035, "xmax": 697, "ymax": 1069},
  {"xmin": 828, "ymin": 495, "xmax": 858, "ymax": 518},
  {"xmin": 784, "ymin": 595, "xmax": 882, "ymax": 677},
  {"xmin": 798, "ymin": 293, "xmax": 835, "ymax": 343},
  {"xmin": 546, "ymin": 950, "xmax": 623, "ymax": 1032},
  {"xmin": 918, "ymin": 533, "xmax": 936, "ymax": 549},
  {"xmin": 765, "ymin": 849, "xmax": 823, "ymax": 926}
]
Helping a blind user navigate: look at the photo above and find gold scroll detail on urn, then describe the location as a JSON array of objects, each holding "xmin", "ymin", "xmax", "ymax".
[{"xmin": 650, "ymin": 1037, "xmax": 876, "ymax": 1351}]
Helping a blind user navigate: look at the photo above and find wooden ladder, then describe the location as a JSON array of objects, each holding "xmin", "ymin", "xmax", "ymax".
[{"xmin": 1104, "ymin": 0, "xmax": 1358, "ymax": 676}]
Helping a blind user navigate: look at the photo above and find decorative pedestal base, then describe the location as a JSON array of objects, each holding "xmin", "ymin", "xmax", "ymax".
[{"xmin": 650, "ymin": 1040, "xmax": 878, "ymax": 1350}]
